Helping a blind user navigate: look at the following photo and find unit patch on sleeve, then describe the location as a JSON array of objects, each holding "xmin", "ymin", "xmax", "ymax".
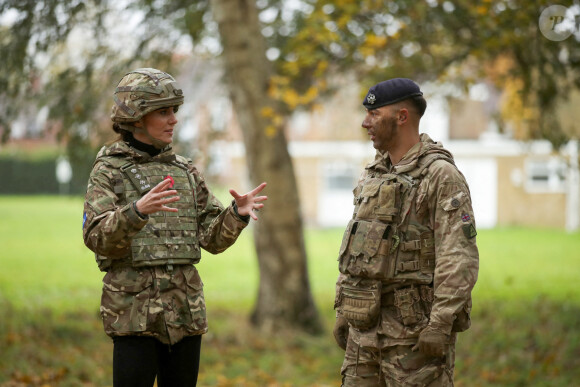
[{"xmin": 462, "ymin": 223, "xmax": 477, "ymax": 239}]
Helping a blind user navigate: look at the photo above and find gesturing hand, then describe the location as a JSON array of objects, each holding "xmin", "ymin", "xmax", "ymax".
[
  {"xmin": 229, "ymin": 182, "xmax": 268, "ymax": 221},
  {"xmin": 135, "ymin": 178, "xmax": 180, "ymax": 215}
]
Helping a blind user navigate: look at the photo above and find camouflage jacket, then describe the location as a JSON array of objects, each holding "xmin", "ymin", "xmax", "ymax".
[
  {"xmin": 83, "ymin": 141, "xmax": 249, "ymax": 345},
  {"xmin": 336, "ymin": 133, "xmax": 479, "ymax": 347}
]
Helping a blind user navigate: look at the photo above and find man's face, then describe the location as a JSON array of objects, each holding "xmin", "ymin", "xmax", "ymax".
[{"xmin": 361, "ymin": 105, "xmax": 398, "ymax": 153}]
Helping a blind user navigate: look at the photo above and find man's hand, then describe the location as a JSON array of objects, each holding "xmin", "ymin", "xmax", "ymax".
[
  {"xmin": 333, "ymin": 314, "xmax": 349, "ymax": 350},
  {"xmin": 229, "ymin": 182, "xmax": 268, "ymax": 221},
  {"xmin": 136, "ymin": 178, "xmax": 180, "ymax": 215},
  {"xmin": 412, "ymin": 325, "xmax": 449, "ymax": 357}
]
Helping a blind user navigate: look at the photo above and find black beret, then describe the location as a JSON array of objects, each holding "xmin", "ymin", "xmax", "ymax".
[{"xmin": 363, "ymin": 78, "xmax": 423, "ymax": 109}]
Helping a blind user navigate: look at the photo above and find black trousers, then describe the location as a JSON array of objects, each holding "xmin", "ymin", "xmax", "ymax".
[{"xmin": 112, "ymin": 335, "xmax": 202, "ymax": 387}]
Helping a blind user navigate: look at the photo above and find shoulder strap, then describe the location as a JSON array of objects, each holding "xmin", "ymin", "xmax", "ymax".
[
  {"xmin": 97, "ymin": 155, "xmax": 152, "ymax": 195},
  {"xmin": 406, "ymin": 153, "xmax": 455, "ymax": 179},
  {"xmin": 397, "ymin": 153, "xmax": 454, "ymax": 227},
  {"xmin": 120, "ymin": 163, "xmax": 153, "ymax": 195},
  {"xmin": 96, "ymin": 155, "xmax": 130, "ymax": 169},
  {"xmin": 174, "ymin": 154, "xmax": 192, "ymax": 168}
]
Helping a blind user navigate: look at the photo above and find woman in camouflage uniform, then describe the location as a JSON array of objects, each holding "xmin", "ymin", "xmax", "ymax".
[{"xmin": 83, "ymin": 68, "xmax": 267, "ymax": 386}]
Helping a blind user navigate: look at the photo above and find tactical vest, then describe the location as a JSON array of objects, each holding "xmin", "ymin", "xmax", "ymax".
[
  {"xmin": 95, "ymin": 155, "xmax": 201, "ymax": 271},
  {"xmin": 338, "ymin": 154, "xmax": 453, "ymax": 283}
]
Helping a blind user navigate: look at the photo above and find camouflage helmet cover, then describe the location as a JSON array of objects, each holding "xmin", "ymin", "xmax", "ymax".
[{"xmin": 111, "ymin": 68, "xmax": 184, "ymax": 127}]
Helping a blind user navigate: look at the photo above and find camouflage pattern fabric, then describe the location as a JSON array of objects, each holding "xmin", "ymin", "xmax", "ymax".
[
  {"xmin": 83, "ymin": 141, "xmax": 249, "ymax": 345},
  {"xmin": 341, "ymin": 334, "xmax": 454, "ymax": 386},
  {"xmin": 336, "ymin": 134, "xmax": 479, "ymax": 385}
]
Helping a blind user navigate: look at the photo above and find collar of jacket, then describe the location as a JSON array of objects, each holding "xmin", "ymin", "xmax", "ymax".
[
  {"xmin": 97, "ymin": 141, "xmax": 176, "ymax": 164},
  {"xmin": 366, "ymin": 133, "xmax": 452, "ymax": 174}
]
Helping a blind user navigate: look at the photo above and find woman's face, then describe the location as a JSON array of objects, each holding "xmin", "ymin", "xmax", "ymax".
[{"xmin": 134, "ymin": 106, "xmax": 178, "ymax": 146}]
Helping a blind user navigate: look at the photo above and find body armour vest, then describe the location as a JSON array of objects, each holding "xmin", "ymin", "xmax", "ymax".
[
  {"xmin": 95, "ymin": 155, "xmax": 200, "ymax": 271},
  {"xmin": 338, "ymin": 153, "xmax": 453, "ymax": 285}
]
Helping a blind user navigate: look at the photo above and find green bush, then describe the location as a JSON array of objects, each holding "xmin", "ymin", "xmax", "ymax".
[
  {"xmin": 0, "ymin": 157, "xmax": 61, "ymax": 194},
  {"xmin": 0, "ymin": 156, "xmax": 90, "ymax": 195}
]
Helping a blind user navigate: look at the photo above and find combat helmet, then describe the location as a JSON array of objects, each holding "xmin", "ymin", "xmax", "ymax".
[{"xmin": 111, "ymin": 68, "xmax": 184, "ymax": 128}]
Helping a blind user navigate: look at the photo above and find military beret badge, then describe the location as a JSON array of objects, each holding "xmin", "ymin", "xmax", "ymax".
[{"xmin": 363, "ymin": 78, "xmax": 423, "ymax": 109}]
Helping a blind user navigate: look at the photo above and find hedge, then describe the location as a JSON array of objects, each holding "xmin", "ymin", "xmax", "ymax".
[{"xmin": 0, "ymin": 157, "xmax": 89, "ymax": 195}]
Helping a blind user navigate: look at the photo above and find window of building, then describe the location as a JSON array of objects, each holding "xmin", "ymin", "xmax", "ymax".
[
  {"xmin": 324, "ymin": 163, "xmax": 358, "ymax": 191},
  {"xmin": 525, "ymin": 157, "xmax": 567, "ymax": 193}
]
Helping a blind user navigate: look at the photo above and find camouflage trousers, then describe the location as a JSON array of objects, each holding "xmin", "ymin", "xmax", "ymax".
[{"xmin": 341, "ymin": 334, "xmax": 454, "ymax": 387}]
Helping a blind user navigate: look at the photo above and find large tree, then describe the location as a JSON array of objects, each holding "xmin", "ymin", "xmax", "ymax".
[{"xmin": 209, "ymin": 0, "xmax": 320, "ymax": 333}]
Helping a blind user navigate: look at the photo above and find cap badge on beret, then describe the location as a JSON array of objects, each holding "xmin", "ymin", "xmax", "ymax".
[{"xmin": 363, "ymin": 78, "xmax": 423, "ymax": 109}]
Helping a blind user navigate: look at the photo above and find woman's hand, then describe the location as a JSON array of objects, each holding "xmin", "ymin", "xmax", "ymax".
[
  {"xmin": 135, "ymin": 178, "xmax": 180, "ymax": 215},
  {"xmin": 229, "ymin": 182, "xmax": 268, "ymax": 221}
]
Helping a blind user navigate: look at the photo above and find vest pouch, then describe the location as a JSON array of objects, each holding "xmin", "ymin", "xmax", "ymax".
[
  {"xmin": 419, "ymin": 231, "xmax": 435, "ymax": 274},
  {"xmin": 393, "ymin": 286, "xmax": 424, "ymax": 326},
  {"xmin": 361, "ymin": 221, "xmax": 386, "ymax": 258},
  {"xmin": 338, "ymin": 220, "xmax": 356, "ymax": 274},
  {"xmin": 355, "ymin": 181, "xmax": 382, "ymax": 220},
  {"xmin": 350, "ymin": 220, "xmax": 368, "ymax": 256},
  {"xmin": 341, "ymin": 221, "xmax": 391, "ymax": 279},
  {"xmin": 338, "ymin": 278, "xmax": 382, "ymax": 330},
  {"xmin": 339, "ymin": 220, "xmax": 355, "ymax": 257},
  {"xmin": 355, "ymin": 180, "xmax": 401, "ymax": 223},
  {"xmin": 374, "ymin": 183, "xmax": 400, "ymax": 222}
]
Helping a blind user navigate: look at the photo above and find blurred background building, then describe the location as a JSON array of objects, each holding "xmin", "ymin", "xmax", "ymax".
[{"xmin": 172, "ymin": 63, "xmax": 580, "ymax": 230}]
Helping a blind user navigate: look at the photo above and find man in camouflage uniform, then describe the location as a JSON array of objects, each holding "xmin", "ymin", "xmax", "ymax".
[
  {"xmin": 83, "ymin": 68, "xmax": 267, "ymax": 386},
  {"xmin": 333, "ymin": 78, "xmax": 479, "ymax": 386}
]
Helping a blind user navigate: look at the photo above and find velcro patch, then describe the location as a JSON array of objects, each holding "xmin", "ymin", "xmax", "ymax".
[{"xmin": 462, "ymin": 223, "xmax": 477, "ymax": 239}]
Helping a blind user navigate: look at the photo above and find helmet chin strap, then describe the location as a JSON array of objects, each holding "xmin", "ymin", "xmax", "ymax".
[{"xmin": 135, "ymin": 123, "xmax": 170, "ymax": 150}]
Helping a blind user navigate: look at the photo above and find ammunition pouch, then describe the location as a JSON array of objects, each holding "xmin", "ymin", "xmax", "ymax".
[
  {"xmin": 338, "ymin": 220, "xmax": 392, "ymax": 279},
  {"xmin": 337, "ymin": 278, "xmax": 382, "ymax": 330},
  {"xmin": 393, "ymin": 285, "xmax": 433, "ymax": 326}
]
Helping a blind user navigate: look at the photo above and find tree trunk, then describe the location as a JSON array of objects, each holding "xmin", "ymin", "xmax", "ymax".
[{"xmin": 210, "ymin": 0, "xmax": 322, "ymax": 334}]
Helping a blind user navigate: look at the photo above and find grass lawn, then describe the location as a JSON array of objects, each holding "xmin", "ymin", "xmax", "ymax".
[{"xmin": 1, "ymin": 196, "xmax": 579, "ymax": 386}]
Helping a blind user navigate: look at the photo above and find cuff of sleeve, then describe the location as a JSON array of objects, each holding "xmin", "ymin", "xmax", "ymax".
[
  {"xmin": 132, "ymin": 201, "xmax": 148, "ymax": 220},
  {"xmin": 428, "ymin": 320, "xmax": 453, "ymax": 336},
  {"xmin": 122, "ymin": 202, "xmax": 148, "ymax": 226},
  {"xmin": 231, "ymin": 200, "xmax": 251, "ymax": 223}
]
